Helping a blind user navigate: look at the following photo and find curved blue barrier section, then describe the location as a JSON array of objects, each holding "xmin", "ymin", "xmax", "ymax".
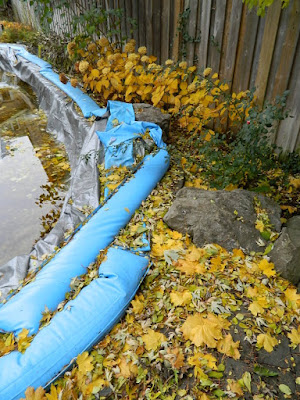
[
  {"xmin": 40, "ymin": 69, "xmax": 107, "ymax": 118},
  {"xmin": 0, "ymin": 149, "xmax": 169, "ymax": 335},
  {"xmin": 0, "ymin": 248, "xmax": 149, "ymax": 400}
]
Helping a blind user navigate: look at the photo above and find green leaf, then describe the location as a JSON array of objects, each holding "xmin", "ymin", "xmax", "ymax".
[
  {"xmin": 243, "ymin": 371, "xmax": 252, "ymax": 393},
  {"xmin": 279, "ymin": 384, "xmax": 292, "ymax": 395},
  {"xmin": 213, "ymin": 389, "xmax": 225, "ymax": 398},
  {"xmin": 208, "ymin": 371, "xmax": 223, "ymax": 379},
  {"xmin": 254, "ymin": 365, "xmax": 278, "ymax": 377}
]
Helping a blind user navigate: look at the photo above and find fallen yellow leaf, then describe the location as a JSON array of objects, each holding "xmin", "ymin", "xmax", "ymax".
[
  {"xmin": 170, "ymin": 289, "xmax": 192, "ymax": 306},
  {"xmin": 256, "ymin": 333, "xmax": 278, "ymax": 352},
  {"xmin": 141, "ymin": 329, "xmax": 167, "ymax": 351}
]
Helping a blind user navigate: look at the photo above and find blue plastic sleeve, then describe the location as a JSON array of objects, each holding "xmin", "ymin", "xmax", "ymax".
[{"xmin": 0, "ymin": 248, "xmax": 149, "ymax": 400}]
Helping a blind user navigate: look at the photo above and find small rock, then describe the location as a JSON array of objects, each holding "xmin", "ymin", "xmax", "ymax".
[
  {"xmin": 164, "ymin": 188, "xmax": 281, "ymax": 252},
  {"xmin": 133, "ymin": 103, "xmax": 171, "ymax": 142},
  {"xmin": 270, "ymin": 216, "xmax": 300, "ymax": 285}
]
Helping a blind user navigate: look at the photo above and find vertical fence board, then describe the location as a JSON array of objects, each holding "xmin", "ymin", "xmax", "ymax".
[
  {"xmin": 153, "ymin": 0, "xmax": 161, "ymax": 63},
  {"xmin": 185, "ymin": 0, "xmax": 198, "ymax": 66},
  {"xmin": 271, "ymin": 0, "xmax": 300, "ymax": 99},
  {"xmin": 171, "ymin": 0, "xmax": 183, "ymax": 62},
  {"xmin": 232, "ymin": 5, "xmax": 258, "ymax": 93},
  {"xmin": 131, "ymin": 0, "xmax": 139, "ymax": 45},
  {"xmin": 249, "ymin": 16, "xmax": 265, "ymax": 89},
  {"xmin": 209, "ymin": 0, "xmax": 226, "ymax": 72},
  {"xmin": 254, "ymin": 1, "xmax": 281, "ymax": 106},
  {"xmin": 219, "ymin": 0, "xmax": 243, "ymax": 87},
  {"xmin": 197, "ymin": 0, "xmax": 212, "ymax": 71},
  {"xmin": 145, "ymin": 0, "xmax": 153, "ymax": 54},
  {"xmin": 161, "ymin": 0, "xmax": 170, "ymax": 63},
  {"xmin": 276, "ymin": 39, "xmax": 300, "ymax": 152},
  {"xmin": 125, "ymin": 0, "xmax": 133, "ymax": 40},
  {"xmin": 138, "ymin": 0, "xmax": 145, "ymax": 47}
]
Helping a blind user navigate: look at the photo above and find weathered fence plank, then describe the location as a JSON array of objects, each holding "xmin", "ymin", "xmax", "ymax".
[
  {"xmin": 197, "ymin": 0, "xmax": 212, "ymax": 71},
  {"xmin": 254, "ymin": 1, "xmax": 282, "ymax": 106},
  {"xmin": 161, "ymin": 0, "xmax": 170, "ymax": 63},
  {"xmin": 232, "ymin": 5, "xmax": 259, "ymax": 93}
]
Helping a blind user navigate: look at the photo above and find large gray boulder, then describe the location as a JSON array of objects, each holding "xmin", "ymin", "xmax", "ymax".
[
  {"xmin": 269, "ymin": 216, "xmax": 300, "ymax": 285},
  {"xmin": 164, "ymin": 188, "xmax": 281, "ymax": 253}
]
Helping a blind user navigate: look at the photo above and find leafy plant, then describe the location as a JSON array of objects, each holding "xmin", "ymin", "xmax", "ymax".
[
  {"xmin": 243, "ymin": 0, "xmax": 289, "ymax": 16},
  {"xmin": 197, "ymin": 91, "xmax": 299, "ymax": 189}
]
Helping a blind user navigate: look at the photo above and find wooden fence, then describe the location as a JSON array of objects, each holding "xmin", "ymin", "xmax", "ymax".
[{"xmin": 10, "ymin": 0, "xmax": 300, "ymax": 152}]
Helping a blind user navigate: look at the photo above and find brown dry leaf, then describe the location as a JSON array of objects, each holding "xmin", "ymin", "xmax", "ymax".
[
  {"xmin": 227, "ymin": 379, "xmax": 244, "ymax": 396},
  {"xmin": 217, "ymin": 334, "xmax": 241, "ymax": 360},
  {"xmin": 167, "ymin": 347, "xmax": 185, "ymax": 369},
  {"xmin": 141, "ymin": 328, "xmax": 167, "ymax": 351},
  {"xmin": 170, "ymin": 289, "xmax": 192, "ymax": 306},
  {"xmin": 181, "ymin": 313, "xmax": 223, "ymax": 348}
]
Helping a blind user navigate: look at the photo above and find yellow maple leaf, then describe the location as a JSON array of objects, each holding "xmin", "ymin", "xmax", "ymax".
[
  {"xmin": 198, "ymin": 393, "xmax": 211, "ymax": 400},
  {"xmin": 76, "ymin": 352, "xmax": 94, "ymax": 374},
  {"xmin": 287, "ymin": 327, "xmax": 300, "ymax": 349},
  {"xmin": 185, "ymin": 246, "xmax": 207, "ymax": 261},
  {"xmin": 248, "ymin": 297, "xmax": 269, "ymax": 316},
  {"xmin": 141, "ymin": 329, "xmax": 167, "ymax": 351},
  {"xmin": 45, "ymin": 385, "xmax": 59, "ymax": 400},
  {"xmin": 85, "ymin": 377, "xmax": 108, "ymax": 395},
  {"xmin": 181, "ymin": 313, "xmax": 223, "ymax": 348},
  {"xmin": 285, "ymin": 288, "xmax": 300, "ymax": 309},
  {"xmin": 116, "ymin": 357, "xmax": 138, "ymax": 378},
  {"xmin": 17, "ymin": 328, "xmax": 32, "ymax": 353},
  {"xmin": 188, "ymin": 352, "xmax": 217, "ymax": 370},
  {"xmin": 217, "ymin": 334, "xmax": 241, "ymax": 360},
  {"xmin": 170, "ymin": 289, "xmax": 192, "ymax": 306},
  {"xmin": 256, "ymin": 333, "xmax": 278, "ymax": 352},
  {"xmin": 232, "ymin": 248, "xmax": 245, "ymax": 259},
  {"xmin": 175, "ymin": 259, "xmax": 205, "ymax": 275},
  {"xmin": 22, "ymin": 387, "xmax": 46, "ymax": 400},
  {"xmin": 255, "ymin": 220, "xmax": 265, "ymax": 232},
  {"xmin": 258, "ymin": 259, "xmax": 276, "ymax": 278},
  {"xmin": 131, "ymin": 294, "xmax": 145, "ymax": 314}
]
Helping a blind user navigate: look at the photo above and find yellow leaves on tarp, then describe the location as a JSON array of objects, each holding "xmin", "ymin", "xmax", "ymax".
[
  {"xmin": 175, "ymin": 258, "xmax": 206, "ymax": 275},
  {"xmin": 258, "ymin": 258, "xmax": 276, "ymax": 278},
  {"xmin": 76, "ymin": 352, "xmax": 94, "ymax": 374},
  {"xmin": 217, "ymin": 334, "xmax": 241, "ymax": 360},
  {"xmin": 287, "ymin": 326, "xmax": 300, "ymax": 349},
  {"xmin": 256, "ymin": 333, "xmax": 278, "ymax": 352},
  {"xmin": 181, "ymin": 313, "xmax": 229, "ymax": 348},
  {"xmin": 170, "ymin": 289, "xmax": 192, "ymax": 306},
  {"xmin": 141, "ymin": 328, "xmax": 167, "ymax": 351},
  {"xmin": 17, "ymin": 328, "xmax": 33, "ymax": 353},
  {"xmin": 131, "ymin": 294, "xmax": 145, "ymax": 314},
  {"xmin": 284, "ymin": 288, "xmax": 300, "ymax": 310}
]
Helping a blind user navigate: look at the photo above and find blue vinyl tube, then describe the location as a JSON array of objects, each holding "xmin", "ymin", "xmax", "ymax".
[{"xmin": 0, "ymin": 247, "xmax": 149, "ymax": 400}]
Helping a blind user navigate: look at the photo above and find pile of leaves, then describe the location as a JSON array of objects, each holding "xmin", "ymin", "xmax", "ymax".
[{"xmin": 14, "ymin": 162, "xmax": 299, "ymax": 400}]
